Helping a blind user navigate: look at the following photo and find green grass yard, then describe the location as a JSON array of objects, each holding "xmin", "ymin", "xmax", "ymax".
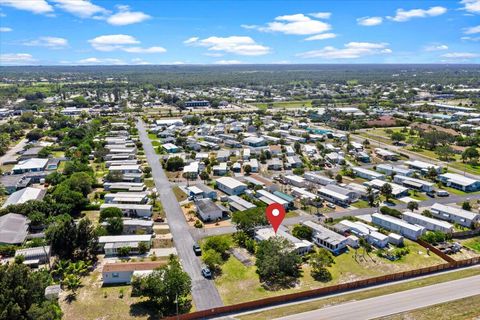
[
  {"xmin": 172, "ymin": 186, "xmax": 188, "ymax": 202},
  {"xmin": 464, "ymin": 237, "xmax": 480, "ymax": 253},
  {"xmin": 254, "ymin": 100, "xmax": 313, "ymax": 110},
  {"xmin": 215, "ymin": 240, "xmax": 444, "ymax": 305}
]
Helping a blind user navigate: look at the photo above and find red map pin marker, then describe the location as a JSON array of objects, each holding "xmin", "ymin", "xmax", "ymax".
[{"xmin": 266, "ymin": 203, "xmax": 286, "ymax": 234}]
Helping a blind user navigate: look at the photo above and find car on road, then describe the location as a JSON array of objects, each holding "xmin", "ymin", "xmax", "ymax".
[
  {"xmin": 201, "ymin": 265, "xmax": 212, "ymax": 278},
  {"xmin": 326, "ymin": 202, "xmax": 336, "ymax": 209},
  {"xmin": 437, "ymin": 190, "xmax": 450, "ymax": 197},
  {"xmin": 193, "ymin": 243, "xmax": 202, "ymax": 256}
]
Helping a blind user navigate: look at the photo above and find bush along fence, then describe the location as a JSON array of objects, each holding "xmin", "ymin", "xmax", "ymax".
[{"xmin": 164, "ymin": 256, "xmax": 480, "ymax": 320}]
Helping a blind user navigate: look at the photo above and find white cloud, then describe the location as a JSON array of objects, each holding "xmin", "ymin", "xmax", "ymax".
[
  {"xmin": 183, "ymin": 37, "xmax": 199, "ymax": 44},
  {"xmin": 122, "ymin": 46, "xmax": 166, "ymax": 53},
  {"xmin": 357, "ymin": 16, "xmax": 383, "ymax": 26},
  {"xmin": 297, "ymin": 42, "xmax": 391, "ymax": 59},
  {"xmin": 88, "ymin": 34, "xmax": 166, "ymax": 54},
  {"xmin": 247, "ymin": 13, "xmax": 331, "ymax": 35},
  {"xmin": 77, "ymin": 57, "xmax": 125, "ymax": 65},
  {"xmin": 387, "ymin": 6, "xmax": 447, "ymax": 22},
  {"xmin": 215, "ymin": 60, "xmax": 244, "ymax": 64},
  {"xmin": 0, "ymin": 0, "xmax": 53, "ymax": 14},
  {"xmin": 460, "ymin": 0, "xmax": 480, "ymax": 14},
  {"xmin": 304, "ymin": 33, "xmax": 337, "ymax": 41},
  {"xmin": 88, "ymin": 34, "xmax": 140, "ymax": 51},
  {"xmin": 107, "ymin": 5, "xmax": 151, "ymax": 26},
  {"xmin": 0, "ymin": 53, "xmax": 36, "ymax": 64},
  {"xmin": 23, "ymin": 36, "xmax": 68, "ymax": 48},
  {"xmin": 424, "ymin": 44, "xmax": 449, "ymax": 51},
  {"xmin": 461, "ymin": 36, "xmax": 480, "ymax": 41},
  {"xmin": 51, "ymin": 0, "xmax": 109, "ymax": 19},
  {"xmin": 204, "ymin": 52, "xmax": 224, "ymax": 57},
  {"xmin": 441, "ymin": 52, "xmax": 479, "ymax": 59},
  {"xmin": 0, "ymin": 27, "xmax": 12, "ymax": 32},
  {"xmin": 185, "ymin": 36, "xmax": 270, "ymax": 56},
  {"xmin": 131, "ymin": 58, "xmax": 151, "ymax": 65},
  {"xmin": 464, "ymin": 25, "xmax": 480, "ymax": 34},
  {"xmin": 309, "ymin": 12, "xmax": 331, "ymax": 19}
]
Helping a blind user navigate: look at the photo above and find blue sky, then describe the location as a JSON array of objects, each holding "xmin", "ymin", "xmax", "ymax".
[{"xmin": 0, "ymin": 0, "xmax": 479, "ymax": 65}]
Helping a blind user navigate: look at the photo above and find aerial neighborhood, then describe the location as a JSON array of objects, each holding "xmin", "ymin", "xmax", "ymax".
[{"xmin": 1, "ymin": 67, "xmax": 480, "ymax": 319}]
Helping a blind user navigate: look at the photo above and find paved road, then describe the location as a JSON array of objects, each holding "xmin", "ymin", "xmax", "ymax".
[
  {"xmin": 137, "ymin": 119, "xmax": 224, "ymax": 310},
  {"xmin": 279, "ymin": 275, "xmax": 480, "ymax": 320},
  {"xmin": 0, "ymin": 138, "xmax": 26, "ymax": 165}
]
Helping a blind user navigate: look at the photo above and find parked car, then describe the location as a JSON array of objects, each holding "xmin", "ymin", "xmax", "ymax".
[
  {"xmin": 326, "ymin": 202, "xmax": 336, "ymax": 209},
  {"xmin": 437, "ymin": 190, "xmax": 450, "ymax": 197},
  {"xmin": 193, "ymin": 243, "xmax": 202, "ymax": 256},
  {"xmin": 201, "ymin": 265, "xmax": 212, "ymax": 278},
  {"xmin": 426, "ymin": 191, "xmax": 436, "ymax": 198}
]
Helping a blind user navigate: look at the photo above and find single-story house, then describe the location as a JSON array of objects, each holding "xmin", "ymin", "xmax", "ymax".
[
  {"xmin": 255, "ymin": 226, "xmax": 313, "ymax": 255},
  {"xmin": 430, "ymin": 203, "xmax": 480, "ymax": 228},
  {"xmin": 402, "ymin": 211, "xmax": 453, "ymax": 233},
  {"xmin": 1, "ymin": 187, "xmax": 45, "ymax": 209},
  {"xmin": 371, "ymin": 213, "xmax": 425, "ymax": 240},
  {"xmin": 100, "ymin": 203, "xmax": 153, "ymax": 218},
  {"xmin": 12, "ymin": 158, "xmax": 48, "ymax": 174},
  {"xmin": 0, "ymin": 213, "xmax": 30, "ymax": 245},
  {"xmin": 102, "ymin": 261, "xmax": 166, "ymax": 284},
  {"xmin": 438, "ymin": 173, "xmax": 480, "ymax": 192},
  {"xmin": 303, "ymin": 220, "xmax": 347, "ymax": 255},
  {"xmin": 216, "ymin": 177, "xmax": 247, "ymax": 195},
  {"xmin": 98, "ymin": 234, "xmax": 153, "ymax": 256},
  {"xmin": 337, "ymin": 219, "xmax": 389, "ymax": 248},
  {"xmin": 196, "ymin": 198, "xmax": 224, "ymax": 222},
  {"xmin": 352, "ymin": 167, "xmax": 385, "ymax": 181},
  {"xmin": 15, "ymin": 246, "xmax": 51, "ymax": 266}
]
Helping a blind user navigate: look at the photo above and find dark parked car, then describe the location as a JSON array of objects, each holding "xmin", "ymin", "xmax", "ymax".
[{"xmin": 193, "ymin": 243, "xmax": 202, "ymax": 256}]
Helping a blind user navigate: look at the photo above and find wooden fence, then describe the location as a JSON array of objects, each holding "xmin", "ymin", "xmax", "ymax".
[
  {"xmin": 164, "ymin": 256, "xmax": 480, "ymax": 320},
  {"xmin": 417, "ymin": 239, "xmax": 457, "ymax": 263}
]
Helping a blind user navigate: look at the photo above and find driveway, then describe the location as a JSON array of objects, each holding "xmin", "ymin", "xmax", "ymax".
[
  {"xmin": 0, "ymin": 138, "xmax": 27, "ymax": 165},
  {"xmin": 137, "ymin": 119, "xmax": 223, "ymax": 310}
]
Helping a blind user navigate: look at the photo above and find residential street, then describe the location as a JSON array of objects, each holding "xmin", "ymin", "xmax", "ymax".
[
  {"xmin": 278, "ymin": 275, "xmax": 480, "ymax": 320},
  {"xmin": 137, "ymin": 119, "xmax": 224, "ymax": 310}
]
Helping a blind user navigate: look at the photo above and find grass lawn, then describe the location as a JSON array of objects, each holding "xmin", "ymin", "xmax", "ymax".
[
  {"xmin": 147, "ymin": 133, "xmax": 159, "ymax": 140},
  {"xmin": 409, "ymin": 191, "xmax": 428, "ymax": 201},
  {"xmin": 285, "ymin": 210, "xmax": 300, "ymax": 218},
  {"xmin": 449, "ymin": 161, "xmax": 480, "ymax": 176},
  {"xmin": 463, "ymin": 236, "xmax": 480, "ymax": 253},
  {"xmin": 353, "ymin": 200, "xmax": 371, "ymax": 209},
  {"xmin": 60, "ymin": 269, "xmax": 153, "ymax": 320},
  {"xmin": 52, "ymin": 151, "xmax": 65, "ymax": 158},
  {"xmin": 254, "ymin": 100, "xmax": 313, "ymax": 110},
  {"xmin": 172, "ymin": 186, "xmax": 188, "ymax": 202},
  {"xmin": 381, "ymin": 295, "xmax": 480, "ymax": 320},
  {"xmin": 144, "ymin": 178, "xmax": 155, "ymax": 188},
  {"xmin": 215, "ymin": 240, "xmax": 444, "ymax": 306},
  {"xmin": 439, "ymin": 185, "xmax": 468, "ymax": 196},
  {"xmin": 238, "ymin": 267, "xmax": 480, "ymax": 320}
]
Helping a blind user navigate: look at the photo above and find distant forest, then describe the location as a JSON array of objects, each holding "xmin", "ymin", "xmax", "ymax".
[{"xmin": 1, "ymin": 64, "xmax": 479, "ymax": 87}]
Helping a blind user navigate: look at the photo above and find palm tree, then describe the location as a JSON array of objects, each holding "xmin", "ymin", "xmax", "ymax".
[{"xmin": 63, "ymin": 274, "xmax": 81, "ymax": 294}]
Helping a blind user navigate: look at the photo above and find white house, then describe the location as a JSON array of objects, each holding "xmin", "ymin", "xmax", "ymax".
[
  {"xmin": 402, "ymin": 211, "xmax": 453, "ymax": 233},
  {"xmin": 255, "ymin": 226, "xmax": 313, "ymax": 255},
  {"xmin": 371, "ymin": 213, "xmax": 425, "ymax": 240},
  {"xmin": 102, "ymin": 261, "xmax": 165, "ymax": 284},
  {"xmin": 303, "ymin": 220, "xmax": 347, "ymax": 255},
  {"xmin": 216, "ymin": 177, "xmax": 247, "ymax": 195},
  {"xmin": 352, "ymin": 167, "xmax": 385, "ymax": 181},
  {"xmin": 430, "ymin": 203, "xmax": 480, "ymax": 228}
]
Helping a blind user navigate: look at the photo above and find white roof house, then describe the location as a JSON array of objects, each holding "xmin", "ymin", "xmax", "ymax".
[
  {"xmin": 2, "ymin": 187, "xmax": 44, "ymax": 208},
  {"xmin": 430, "ymin": 203, "xmax": 480, "ymax": 228},
  {"xmin": 352, "ymin": 167, "xmax": 385, "ymax": 180},
  {"xmin": 256, "ymin": 189, "xmax": 289, "ymax": 208},
  {"xmin": 12, "ymin": 158, "xmax": 48, "ymax": 174},
  {"xmin": 438, "ymin": 173, "xmax": 480, "ymax": 192},
  {"xmin": 303, "ymin": 220, "xmax": 348, "ymax": 255},
  {"xmin": 402, "ymin": 211, "xmax": 453, "ymax": 233},
  {"xmin": 366, "ymin": 179, "xmax": 409, "ymax": 198},
  {"xmin": 338, "ymin": 219, "xmax": 389, "ymax": 248},
  {"xmin": 255, "ymin": 226, "xmax": 313, "ymax": 255},
  {"xmin": 371, "ymin": 213, "xmax": 425, "ymax": 240},
  {"xmin": 405, "ymin": 160, "xmax": 441, "ymax": 173},
  {"xmin": 216, "ymin": 177, "xmax": 247, "ymax": 195}
]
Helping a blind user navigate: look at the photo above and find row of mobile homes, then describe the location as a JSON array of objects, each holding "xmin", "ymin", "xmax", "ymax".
[
  {"xmin": 402, "ymin": 211, "xmax": 454, "ymax": 233},
  {"xmin": 430, "ymin": 203, "xmax": 480, "ymax": 228},
  {"xmin": 371, "ymin": 213, "xmax": 425, "ymax": 240}
]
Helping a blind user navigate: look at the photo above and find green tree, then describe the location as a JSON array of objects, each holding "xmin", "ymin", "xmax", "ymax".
[
  {"xmin": 462, "ymin": 147, "xmax": 479, "ymax": 164},
  {"xmin": 380, "ymin": 183, "xmax": 393, "ymax": 202},
  {"xmin": 407, "ymin": 201, "xmax": 419, "ymax": 212},
  {"xmin": 106, "ymin": 217, "xmax": 124, "ymax": 235},
  {"xmin": 99, "ymin": 207, "xmax": 123, "ymax": 221},
  {"xmin": 462, "ymin": 201, "xmax": 472, "ymax": 211},
  {"xmin": 231, "ymin": 207, "xmax": 268, "ymax": 236},
  {"xmin": 165, "ymin": 156, "xmax": 185, "ymax": 171},
  {"xmin": 366, "ymin": 185, "xmax": 377, "ymax": 207},
  {"xmin": 132, "ymin": 255, "xmax": 192, "ymax": 316},
  {"xmin": 244, "ymin": 164, "xmax": 252, "ymax": 175},
  {"xmin": 310, "ymin": 248, "xmax": 335, "ymax": 282},
  {"xmin": 390, "ymin": 131, "xmax": 405, "ymax": 144},
  {"xmin": 255, "ymin": 237, "xmax": 302, "ymax": 286},
  {"xmin": 202, "ymin": 249, "xmax": 223, "ymax": 272},
  {"xmin": 203, "ymin": 236, "xmax": 231, "ymax": 259},
  {"xmin": 292, "ymin": 224, "xmax": 313, "ymax": 240}
]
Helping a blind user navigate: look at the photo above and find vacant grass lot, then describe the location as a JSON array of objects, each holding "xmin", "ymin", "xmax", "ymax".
[
  {"xmin": 380, "ymin": 294, "xmax": 480, "ymax": 320},
  {"xmin": 172, "ymin": 185, "xmax": 188, "ymax": 202},
  {"xmin": 464, "ymin": 236, "xmax": 480, "ymax": 253},
  {"xmin": 215, "ymin": 240, "xmax": 444, "ymax": 305},
  {"xmin": 254, "ymin": 100, "xmax": 313, "ymax": 110},
  {"xmin": 239, "ymin": 267, "xmax": 480, "ymax": 320}
]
